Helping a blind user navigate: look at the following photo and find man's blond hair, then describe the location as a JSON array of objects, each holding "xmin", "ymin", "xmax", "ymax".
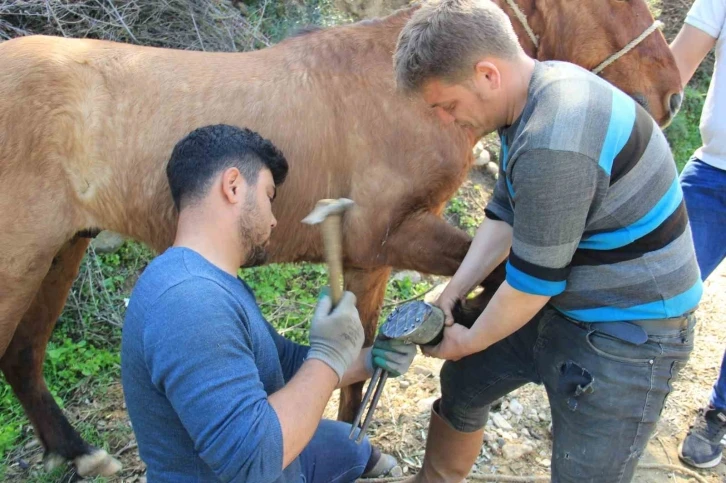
[{"xmin": 394, "ymin": 0, "xmax": 523, "ymax": 92}]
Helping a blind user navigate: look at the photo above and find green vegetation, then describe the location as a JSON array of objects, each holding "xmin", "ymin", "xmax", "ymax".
[{"xmin": 664, "ymin": 85, "xmax": 708, "ymax": 172}]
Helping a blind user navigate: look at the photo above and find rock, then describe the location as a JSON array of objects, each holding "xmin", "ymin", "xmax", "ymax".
[
  {"xmin": 537, "ymin": 458, "xmax": 551, "ymax": 467},
  {"xmin": 491, "ymin": 412, "xmax": 513, "ymax": 430},
  {"xmin": 24, "ymin": 439, "xmax": 40, "ymax": 450},
  {"xmin": 510, "ymin": 399, "xmax": 524, "ymax": 416},
  {"xmin": 483, "ymin": 432, "xmax": 497, "ymax": 443},
  {"xmin": 389, "ymin": 466, "xmax": 404, "ymax": 477},
  {"xmin": 474, "ymin": 149, "xmax": 491, "ymax": 167},
  {"xmin": 539, "ymin": 411, "xmax": 551, "ymax": 422},
  {"xmin": 473, "ymin": 141, "xmax": 485, "ymax": 157},
  {"xmin": 423, "ymin": 283, "xmax": 447, "ymax": 304},
  {"xmin": 91, "ymin": 231, "xmax": 125, "ymax": 254},
  {"xmin": 418, "ymin": 396, "xmax": 438, "ymax": 412},
  {"xmin": 527, "ymin": 410, "xmax": 540, "ymax": 422},
  {"xmin": 412, "ymin": 366, "xmax": 433, "ymax": 377},
  {"xmin": 521, "ymin": 428, "xmax": 531, "ymax": 438},
  {"xmin": 485, "ymin": 160, "xmax": 499, "ymax": 177},
  {"xmin": 497, "ymin": 438, "xmax": 505, "ymax": 448},
  {"xmin": 501, "ymin": 400, "xmax": 509, "ymax": 411},
  {"xmin": 392, "ymin": 270, "xmax": 422, "ymax": 284},
  {"xmin": 502, "ymin": 443, "xmax": 534, "ymax": 460},
  {"xmin": 398, "ymin": 380, "xmax": 410, "ymax": 389}
]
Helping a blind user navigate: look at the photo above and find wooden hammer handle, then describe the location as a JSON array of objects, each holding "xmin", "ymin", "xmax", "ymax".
[{"xmin": 321, "ymin": 214, "xmax": 344, "ymax": 306}]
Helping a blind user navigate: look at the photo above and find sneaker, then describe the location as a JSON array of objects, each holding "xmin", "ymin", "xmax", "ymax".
[
  {"xmin": 678, "ymin": 405, "xmax": 726, "ymax": 469},
  {"xmin": 360, "ymin": 447, "xmax": 402, "ymax": 478}
]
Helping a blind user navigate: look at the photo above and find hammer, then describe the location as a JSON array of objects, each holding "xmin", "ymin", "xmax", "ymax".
[{"xmin": 302, "ymin": 198, "xmax": 355, "ymax": 306}]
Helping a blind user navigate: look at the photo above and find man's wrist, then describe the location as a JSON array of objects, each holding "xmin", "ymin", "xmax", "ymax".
[{"xmin": 302, "ymin": 357, "xmax": 340, "ymax": 386}]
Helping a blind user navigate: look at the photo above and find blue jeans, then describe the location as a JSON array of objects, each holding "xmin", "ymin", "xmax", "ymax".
[
  {"xmin": 298, "ymin": 420, "xmax": 372, "ymax": 483},
  {"xmin": 439, "ymin": 307, "xmax": 695, "ymax": 482},
  {"xmin": 680, "ymin": 157, "xmax": 726, "ymax": 409}
]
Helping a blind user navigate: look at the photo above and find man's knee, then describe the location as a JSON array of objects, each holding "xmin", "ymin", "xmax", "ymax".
[{"xmin": 439, "ymin": 360, "xmax": 492, "ymax": 432}]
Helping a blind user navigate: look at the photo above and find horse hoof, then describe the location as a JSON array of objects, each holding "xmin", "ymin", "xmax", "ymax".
[
  {"xmin": 43, "ymin": 452, "xmax": 67, "ymax": 472},
  {"xmin": 75, "ymin": 449, "xmax": 122, "ymax": 477}
]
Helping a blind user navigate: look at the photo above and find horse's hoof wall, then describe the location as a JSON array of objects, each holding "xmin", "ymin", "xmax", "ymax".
[
  {"xmin": 75, "ymin": 449, "xmax": 122, "ymax": 477},
  {"xmin": 43, "ymin": 452, "xmax": 67, "ymax": 472}
]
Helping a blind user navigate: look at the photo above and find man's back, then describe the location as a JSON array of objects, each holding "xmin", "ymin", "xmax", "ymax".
[
  {"xmin": 121, "ymin": 247, "xmax": 304, "ymax": 482},
  {"xmin": 488, "ymin": 60, "xmax": 703, "ymax": 322}
]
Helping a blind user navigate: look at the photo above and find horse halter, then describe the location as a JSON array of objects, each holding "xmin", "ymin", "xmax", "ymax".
[{"xmin": 503, "ymin": 0, "xmax": 665, "ymax": 75}]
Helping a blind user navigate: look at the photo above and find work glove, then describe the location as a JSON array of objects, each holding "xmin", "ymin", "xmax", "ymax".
[
  {"xmin": 366, "ymin": 335, "xmax": 417, "ymax": 378},
  {"xmin": 307, "ymin": 289, "xmax": 364, "ymax": 383}
]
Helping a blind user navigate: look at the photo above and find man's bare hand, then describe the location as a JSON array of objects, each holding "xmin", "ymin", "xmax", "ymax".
[{"xmin": 421, "ymin": 323, "xmax": 474, "ymax": 361}]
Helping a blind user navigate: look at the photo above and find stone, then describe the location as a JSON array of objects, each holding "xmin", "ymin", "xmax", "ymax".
[
  {"xmin": 418, "ymin": 396, "xmax": 438, "ymax": 412},
  {"xmin": 521, "ymin": 428, "xmax": 531, "ymax": 438},
  {"xmin": 474, "ymin": 149, "xmax": 491, "ymax": 167},
  {"xmin": 392, "ymin": 270, "xmax": 422, "ymax": 284},
  {"xmin": 502, "ymin": 443, "xmax": 534, "ymax": 461},
  {"xmin": 510, "ymin": 399, "xmax": 524, "ymax": 416},
  {"xmin": 412, "ymin": 366, "xmax": 433, "ymax": 377},
  {"xmin": 483, "ymin": 432, "xmax": 497, "ymax": 443},
  {"xmin": 398, "ymin": 380, "xmax": 410, "ymax": 389},
  {"xmin": 491, "ymin": 412, "xmax": 513, "ymax": 430},
  {"xmin": 539, "ymin": 411, "xmax": 551, "ymax": 422},
  {"xmin": 91, "ymin": 231, "xmax": 125, "ymax": 254},
  {"xmin": 389, "ymin": 466, "xmax": 404, "ymax": 477},
  {"xmin": 473, "ymin": 141, "xmax": 485, "ymax": 157},
  {"xmin": 485, "ymin": 160, "xmax": 499, "ymax": 177},
  {"xmin": 24, "ymin": 439, "xmax": 40, "ymax": 450},
  {"xmin": 527, "ymin": 410, "xmax": 540, "ymax": 422},
  {"xmin": 501, "ymin": 400, "xmax": 509, "ymax": 411}
]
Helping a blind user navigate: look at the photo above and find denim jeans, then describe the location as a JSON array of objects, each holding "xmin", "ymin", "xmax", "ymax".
[
  {"xmin": 439, "ymin": 307, "xmax": 695, "ymax": 483},
  {"xmin": 680, "ymin": 157, "xmax": 726, "ymax": 410},
  {"xmin": 298, "ymin": 420, "xmax": 372, "ymax": 483}
]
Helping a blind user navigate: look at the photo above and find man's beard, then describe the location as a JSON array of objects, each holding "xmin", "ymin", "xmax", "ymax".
[{"xmin": 238, "ymin": 201, "xmax": 270, "ymax": 268}]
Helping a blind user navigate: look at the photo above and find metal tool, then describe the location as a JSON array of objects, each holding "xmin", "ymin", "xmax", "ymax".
[
  {"xmin": 302, "ymin": 198, "xmax": 355, "ymax": 306},
  {"xmin": 349, "ymin": 300, "xmax": 451, "ymax": 443}
]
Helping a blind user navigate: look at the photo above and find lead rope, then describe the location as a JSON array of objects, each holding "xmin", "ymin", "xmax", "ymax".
[
  {"xmin": 502, "ymin": 0, "xmax": 664, "ymax": 76},
  {"xmin": 591, "ymin": 20, "xmax": 664, "ymax": 74},
  {"xmin": 504, "ymin": 0, "xmax": 539, "ymax": 48}
]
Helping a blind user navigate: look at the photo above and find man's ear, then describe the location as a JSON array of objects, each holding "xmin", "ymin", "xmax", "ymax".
[
  {"xmin": 473, "ymin": 60, "xmax": 501, "ymax": 92},
  {"xmin": 220, "ymin": 167, "xmax": 246, "ymax": 204}
]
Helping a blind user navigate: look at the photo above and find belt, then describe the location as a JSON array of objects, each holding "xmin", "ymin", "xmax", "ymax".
[{"xmin": 563, "ymin": 312, "xmax": 692, "ymax": 345}]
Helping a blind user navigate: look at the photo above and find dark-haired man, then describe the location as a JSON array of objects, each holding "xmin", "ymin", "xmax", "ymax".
[{"xmin": 121, "ymin": 124, "xmax": 412, "ymax": 482}]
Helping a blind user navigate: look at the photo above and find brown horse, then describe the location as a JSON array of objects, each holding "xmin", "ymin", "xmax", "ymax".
[{"xmin": 0, "ymin": 0, "xmax": 681, "ymax": 477}]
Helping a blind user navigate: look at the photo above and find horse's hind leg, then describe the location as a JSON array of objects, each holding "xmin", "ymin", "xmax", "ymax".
[{"xmin": 0, "ymin": 237, "xmax": 122, "ymax": 477}]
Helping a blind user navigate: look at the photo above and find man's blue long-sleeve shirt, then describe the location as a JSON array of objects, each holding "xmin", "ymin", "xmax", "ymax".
[{"xmin": 121, "ymin": 247, "xmax": 310, "ymax": 482}]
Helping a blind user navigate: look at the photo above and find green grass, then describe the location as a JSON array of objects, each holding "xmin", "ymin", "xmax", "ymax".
[{"xmin": 664, "ymin": 85, "xmax": 708, "ymax": 172}]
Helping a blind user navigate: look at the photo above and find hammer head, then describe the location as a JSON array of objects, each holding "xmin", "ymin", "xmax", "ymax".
[{"xmin": 302, "ymin": 198, "xmax": 355, "ymax": 225}]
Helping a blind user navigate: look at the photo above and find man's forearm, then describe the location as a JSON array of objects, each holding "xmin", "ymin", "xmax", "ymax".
[
  {"xmin": 338, "ymin": 347, "xmax": 373, "ymax": 388},
  {"xmin": 465, "ymin": 281, "xmax": 549, "ymax": 354},
  {"xmin": 268, "ymin": 359, "xmax": 338, "ymax": 469},
  {"xmin": 444, "ymin": 217, "xmax": 512, "ymax": 298},
  {"xmin": 670, "ymin": 24, "xmax": 717, "ymax": 87}
]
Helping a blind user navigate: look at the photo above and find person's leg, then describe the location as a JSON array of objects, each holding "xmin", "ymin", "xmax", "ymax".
[
  {"xmin": 534, "ymin": 310, "xmax": 695, "ymax": 482},
  {"xmin": 403, "ymin": 309, "xmax": 546, "ymax": 482},
  {"xmin": 678, "ymin": 157, "xmax": 726, "ymax": 468},
  {"xmin": 298, "ymin": 419, "xmax": 396, "ymax": 483}
]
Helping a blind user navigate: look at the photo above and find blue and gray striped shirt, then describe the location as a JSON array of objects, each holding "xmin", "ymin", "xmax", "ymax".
[{"xmin": 485, "ymin": 60, "xmax": 703, "ymax": 322}]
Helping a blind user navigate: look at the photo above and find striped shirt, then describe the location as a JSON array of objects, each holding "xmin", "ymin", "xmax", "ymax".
[{"xmin": 485, "ymin": 60, "xmax": 703, "ymax": 322}]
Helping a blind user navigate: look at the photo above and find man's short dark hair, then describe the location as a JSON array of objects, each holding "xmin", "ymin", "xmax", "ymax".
[{"xmin": 166, "ymin": 124, "xmax": 288, "ymax": 211}]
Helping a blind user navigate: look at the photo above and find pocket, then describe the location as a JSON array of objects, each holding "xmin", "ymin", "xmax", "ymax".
[{"xmin": 585, "ymin": 330, "xmax": 661, "ymax": 364}]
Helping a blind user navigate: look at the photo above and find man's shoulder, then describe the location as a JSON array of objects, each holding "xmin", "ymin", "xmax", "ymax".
[
  {"xmin": 126, "ymin": 249, "xmax": 250, "ymax": 332},
  {"xmin": 514, "ymin": 60, "xmax": 635, "ymax": 163}
]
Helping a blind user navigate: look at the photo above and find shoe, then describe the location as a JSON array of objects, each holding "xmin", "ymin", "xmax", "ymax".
[
  {"xmin": 678, "ymin": 405, "xmax": 726, "ymax": 469},
  {"xmin": 402, "ymin": 399, "xmax": 484, "ymax": 482},
  {"xmin": 361, "ymin": 447, "xmax": 401, "ymax": 478}
]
